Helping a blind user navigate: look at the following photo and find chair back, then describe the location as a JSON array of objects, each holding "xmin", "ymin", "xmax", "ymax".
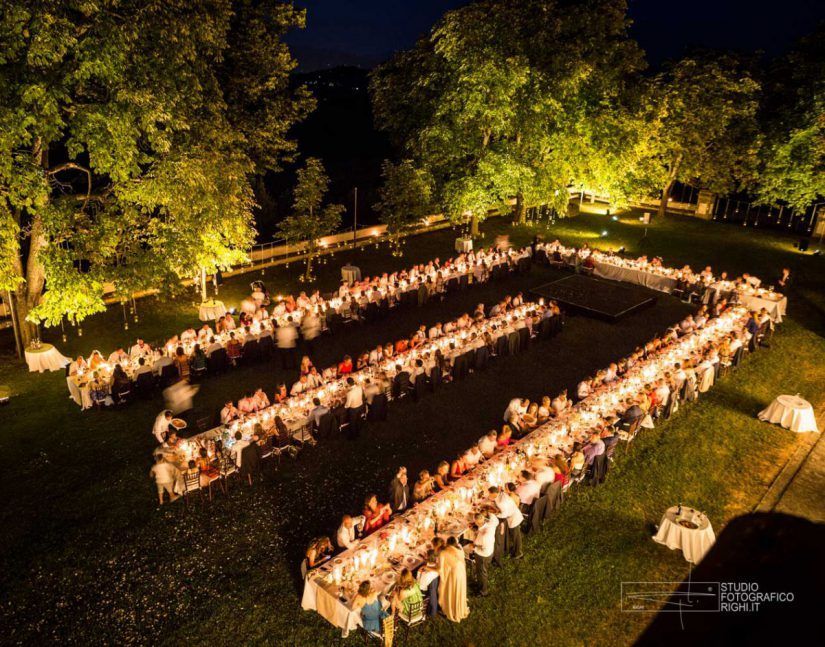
[
  {"xmin": 430, "ymin": 366, "xmax": 442, "ymax": 390},
  {"xmin": 475, "ymin": 346, "xmax": 489, "ymax": 371},
  {"xmin": 183, "ymin": 470, "xmax": 200, "ymax": 493},
  {"xmin": 368, "ymin": 394, "xmax": 388, "ymax": 422},
  {"xmin": 318, "ymin": 411, "xmax": 340, "ymax": 437}
]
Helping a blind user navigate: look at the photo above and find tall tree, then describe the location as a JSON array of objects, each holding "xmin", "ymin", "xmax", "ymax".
[
  {"xmin": 371, "ymin": 0, "xmax": 646, "ymax": 232},
  {"xmin": 756, "ymin": 26, "xmax": 824, "ymax": 211},
  {"xmin": 642, "ymin": 54, "xmax": 761, "ymax": 217},
  {"xmin": 0, "ymin": 0, "xmax": 310, "ymax": 346},
  {"xmin": 277, "ymin": 158, "xmax": 344, "ymax": 281},
  {"xmin": 374, "ymin": 160, "xmax": 434, "ymax": 256}
]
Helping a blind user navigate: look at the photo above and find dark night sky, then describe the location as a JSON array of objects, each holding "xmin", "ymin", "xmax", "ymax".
[{"xmin": 287, "ymin": 0, "xmax": 825, "ymax": 71}]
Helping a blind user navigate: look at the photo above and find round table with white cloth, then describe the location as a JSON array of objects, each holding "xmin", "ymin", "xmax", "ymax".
[
  {"xmin": 653, "ymin": 506, "xmax": 715, "ymax": 564},
  {"xmin": 341, "ymin": 265, "xmax": 361, "ymax": 284},
  {"xmin": 25, "ymin": 343, "xmax": 70, "ymax": 373},
  {"xmin": 198, "ymin": 300, "xmax": 227, "ymax": 322},
  {"xmin": 758, "ymin": 395, "xmax": 819, "ymax": 433}
]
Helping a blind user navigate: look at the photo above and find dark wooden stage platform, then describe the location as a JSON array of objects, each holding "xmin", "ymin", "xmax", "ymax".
[{"xmin": 530, "ymin": 273, "xmax": 658, "ymax": 321}]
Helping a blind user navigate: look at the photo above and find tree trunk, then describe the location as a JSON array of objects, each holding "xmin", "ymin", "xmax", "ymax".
[
  {"xmin": 470, "ymin": 214, "xmax": 479, "ymax": 237},
  {"xmin": 514, "ymin": 192, "xmax": 526, "ymax": 225},
  {"xmin": 304, "ymin": 244, "xmax": 315, "ymax": 281},
  {"xmin": 658, "ymin": 179, "xmax": 675, "ymax": 218},
  {"xmin": 13, "ymin": 291, "xmax": 36, "ymax": 347}
]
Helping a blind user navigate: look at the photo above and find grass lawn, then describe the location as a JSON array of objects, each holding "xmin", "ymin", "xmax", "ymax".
[{"xmin": 0, "ymin": 208, "xmax": 822, "ymax": 646}]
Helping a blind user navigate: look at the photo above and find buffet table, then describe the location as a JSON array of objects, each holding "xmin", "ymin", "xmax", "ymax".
[
  {"xmin": 593, "ymin": 261, "xmax": 678, "ymax": 293},
  {"xmin": 652, "ymin": 505, "xmax": 716, "ymax": 564},
  {"xmin": 25, "ymin": 343, "xmax": 70, "ymax": 373},
  {"xmin": 758, "ymin": 394, "xmax": 819, "ymax": 433}
]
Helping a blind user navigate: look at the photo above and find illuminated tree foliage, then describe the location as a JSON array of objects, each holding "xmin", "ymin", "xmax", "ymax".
[
  {"xmin": 757, "ymin": 27, "xmax": 825, "ymax": 211},
  {"xmin": 371, "ymin": 0, "xmax": 646, "ymax": 233},
  {"xmin": 277, "ymin": 158, "xmax": 344, "ymax": 281},
  {"xmin": 373, "ymin": 159, "xmax": 434, "ymax": 256},
  {"xmin": 0, "ymin": 0, "xmax": 312, "ymax": 343},
  {"xmin": 636, "ymin": 55, "xmax": 761, "ymax": 217}
]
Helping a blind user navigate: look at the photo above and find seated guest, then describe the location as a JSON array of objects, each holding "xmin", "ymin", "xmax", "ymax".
[
  {"xmin": 478, "ymin": 431, "xmax": 498, "ymax": 459},
  {"xmin": 352, "ymin": 581, "xmax": 388, "ymax": 636},
  {"xmin": 253, "ymin": 388, "xmax": 270, "ymax": 410},
  {"xmin": 220, "ymin": 400, "xmax": 239, "ymax": 424},
  {"xmin": 237, "ymin": 391, "xmax": 257, "ymax": 414},
  {"xmin": 130, "ymin": 338, "xmax": 152, "ymax": 359},
  {"xmin": 432, "ymin": 461, "xmax": 452, "ymax": 490},
  {"xmin": 273, "ymin": 383, "xmax": 288, "ymax": 403},
  {"xmin": 205, "ymin": 336, "xmax": 223, "ymax": 357},
  {"xmin": 503, "ymin": 397, "xmax": 527, "ymax": 429},
  {"xmin": 299, "ymin": 355, "xmax": 314, "ymax": 375},
  {"xmin": 89, "ymin": 372, "xmax": 109, "ymax": 406},
  {"xmin": 413, "ymin": 470, "xmax": 435, "ymax": 502},
  {"xmin": 305, "ymin": 536, "xmax": 333, "ymax": 568},
  {"xmin": 392, "ymin": 364, "xmax": 412, "ymax": 398},
  {"xmin": 388, "ymin": 467, "xmax": 410, "ymax": 513},
  {"xmin": 583, "ymin": 432, "xmax": 606, "ymax": 465},
  {"xmin": 395, "ymin": 337, "xmax": 409, "ymax": 354},
  {"xmin": 306, "ymin": 367, "xmax": 323, "ymax": 389},
  {"xmin": 356, "ymin": 352, "xmax": 370, "ymax": 370},
  {"xmin": 450, "ymin": 454, "xmax": 468, "ymax": 479},
  {"xmin": 622, "ymin": 398, "xmax": 644, "ymax": 426},
  {"xmin": 153, "ymin": 352, "xmax": 174, "ymax": 376},
  {"xmin": 290, "ymin": 374, "xmax": 310, "ymax": 396},
  {"xmin": 336, "ymin": 514, "xmax": 365, "ymax": 550},
  {"xmin": 515, "ymin": 470, "xmax": 541, "ymax": 507},
  {"xmin": 464, "ymin": 445, "xmax": 483, "ymax": 469},
  {"xmin": 337, "ymin": 355, "xmax": 354, "ymax": 375},
  {"xmin": 226, "ymin": 332, "xmax": 242, "ymax": 364},
  {"xmin": 577, "ymin": 379, "xmax": 592, "ymax": 400},
  {"xmin": 368, "ymin": 345, "xmax": 384, "ymax": 365},
  {"xmin": 230, "ymin": 431, "xmax": 250, "ymax": 467},
  {"xmin": 363, "ymin": 378, "xmax": 381, "ymax": 405},
  {"xmin": 531, "ymin": 457, "xmax": 556, "ymax": 489},
  {"xmin": 391, "ymin": 569, "xmax": 423, "ymax": 617},
  {"xmin": 496, "ymin": 425, "xmax": 513, "ymax": 448},
  {"xmin": 310, "ymin": 397, "xmax": 330, "ymax": 428},
  {"xmin": 134, "ymin": 356, "xmax": 152, "ymax": 377},
  {"xmin": 601, "ymin": 427, "xmax": 620, "ymax": 454},
  {"xmin": 550, "ymin": 390, "xmax": 570, "ymax": 415},
  {"xmin": 362, "ymin": 494, "xmax": 392, "ymax": 534},
  {"xmin": 190, "ymin": 344, "xmax": 207, "ymax": 374},
  {"xmin": 108, "ymin": 347, "xmax": 129, "ymax": 365}
]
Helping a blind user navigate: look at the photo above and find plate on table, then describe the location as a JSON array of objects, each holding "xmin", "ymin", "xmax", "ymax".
[
  {"xmin": 382, "ymin": 571, "xmax": 397, "ymax": 585},
  {"xmin": 171, "ymin": 418, "xmax": 187, "ymax": 430},
  {"xmin": 677, "ymin": 519, "xmax": 699, "ymax": 530},
  {"xmin": 403, "ymin": 555, "xmax": 418, "ymax": 569},
  {"xmin": 333, "ymin": 558, "xmax": 344, "ymax": 566}
]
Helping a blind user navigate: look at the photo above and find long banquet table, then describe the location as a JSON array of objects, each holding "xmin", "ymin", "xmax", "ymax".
[
  {"xmin": 301, "ymin": 307, "xmax": 749, "ymax": 634},
  {"xmin": 592, "ymin": 261, "xmax": 678, "ymax": 293}
]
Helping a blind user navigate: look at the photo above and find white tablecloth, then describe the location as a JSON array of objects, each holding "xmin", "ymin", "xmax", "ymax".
[
  {"xmin": 758, "ymin": 395, "xmax": 819, "ymax": 433},
  {"xmin": 593, "ymin": 262, "xmax": 678, "ymax": 293},
  {"xmin": 740, "ymin": 294, "xmax": 787, "ymax": 323},
  {"xmin": 301, "ymin": 575, "xmax": 363, "ymax": 637},
  {"xmin": 25, "ymin": 344, "xmax": 70, "ymax": 373},
  {"xmin": 198, "ymin": 300, "xmax": 226, "ymax": 322},
  {"xmin": 653, "ymin": 506, "xmax": 715, "ymax": 564},
  {"xmin": 455, "ymin": 237, "xmax": 473, "ymax": 253},
  {"xmin": 341, "ymin": 265, "xmax": 361, "ymax": 284}
]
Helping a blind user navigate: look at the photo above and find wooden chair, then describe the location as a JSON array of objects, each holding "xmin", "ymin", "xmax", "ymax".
[
  {"xmin": 182, "ymin": 470, "xmax": 203, "ymax": 506},
  {"xmin": 397, "ymin": 598, "xmax": 425, "ymax": 640}
]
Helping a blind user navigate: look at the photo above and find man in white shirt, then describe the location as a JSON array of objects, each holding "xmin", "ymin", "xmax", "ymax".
[
  {"xmin": 153, "ymin": 353, "xmax": 174, "ymax": 376},
  {"xmin": 472, "ymin": 512, "xmax": 498, "ymax": 596},
  {"xmin": 336, "ymin": 514, "xmax": 365, "ymax": 549},
  {"xmin": 344, "ymin": 377, "xmax": 364, "ymax": 438},
  {"xmin": 493, "ymin": 484, "xmax": 524, "ymax": 559},
  {"xmin": 478, "ymin": 431, "xmax": 497, "ymax": 459},
  {"xmin": 130, "ymin": 339, "xmax": 152, "ymax": 359},
  {"xmin": 464, "ymin": 446, "xmax": 483, "ymax": 468},
  {"xmin": 577, "ymin": 379, "xmax": 592, "ymax": 400},
  {"xmin": 220, "ymin": 400, "xmax": 239, "ymax": 424},
  {"xmin": 290, "ymin": 375, "xmax": 309, "ymax": 396},
  {"xmin": 230, "ymin": 431, "xmax": 250, "ymax": 468},
  {"xmin": 149, "ymin": 454, "xmax": 181, "ymax": 505},
  {"xmin": 503, "ymin": 398, "xmax": 527, "ymax": 427},
  {"xmin": 152, "ymin": 410, "xmax": 173, "ymax": 444},
  {"xmin": 135, "ymin": 357, "xmax": 153, "ymax": 377},
  {"xmin": 515, "ymin": 470, "xmax": 541, "ymax": 506},
  {"xmin": 108, "ymin": 348, "xmax": 128, "ymax": 365}
]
